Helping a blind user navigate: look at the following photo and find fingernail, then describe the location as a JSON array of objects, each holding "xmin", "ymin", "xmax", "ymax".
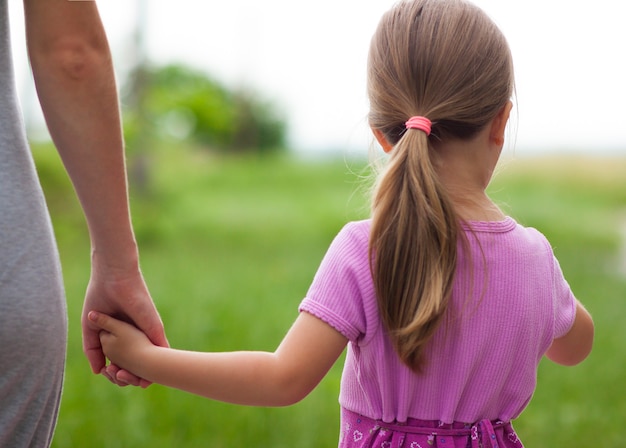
[{"xmin": 88, "ymin": 311, "xmax": 98, "ymax": 321}]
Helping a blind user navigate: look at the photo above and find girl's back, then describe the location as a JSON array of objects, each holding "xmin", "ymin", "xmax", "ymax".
[{"xmin": 301, "ymin": 217, "xmax": 576, "ymax": 425}]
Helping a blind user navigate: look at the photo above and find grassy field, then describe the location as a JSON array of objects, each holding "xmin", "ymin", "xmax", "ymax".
[{"xmin": 34, "ymin": 143, "xmax": 625, "ymax": 447}]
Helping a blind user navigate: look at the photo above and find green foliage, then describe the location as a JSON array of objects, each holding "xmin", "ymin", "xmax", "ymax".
[
  {"xmin": 123, "ymin": 64, "xmax": 287, "ymax": 154},
  {"xmin": 30, "ymin": 142, "xmax": 85, "ymax": 243},
  {"xmin": 34, "ymin": 145, "xmax": 626, "ymax": 447}
]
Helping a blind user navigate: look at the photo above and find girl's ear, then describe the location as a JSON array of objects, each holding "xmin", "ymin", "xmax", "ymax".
[
  {"xmin": 372, "ymin": 128, "xmax": 394, "ymax": 153},
  {"xmin": 490, "ymin": 101, "xmax": 513, "ymax": 147}
]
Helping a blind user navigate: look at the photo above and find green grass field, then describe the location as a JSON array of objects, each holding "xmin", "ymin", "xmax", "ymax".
[{"xmin": 34, "ymin": 143, "xmax": 626, "ymax": 447}]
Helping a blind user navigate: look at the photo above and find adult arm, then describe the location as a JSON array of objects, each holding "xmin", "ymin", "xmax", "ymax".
[
  {"xmin": 90, "ymin": 311, "xmax": 348, "ymax": 406},
  {"xmin": 23, "ymin": 0, "xmax": 167, "ymax": 385},
  {"xmin": 545, "ymin": 300, "xmax": 594, "ymax": 366}
]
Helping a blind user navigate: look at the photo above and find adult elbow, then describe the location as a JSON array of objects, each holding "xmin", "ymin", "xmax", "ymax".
[{"xmin": 30, "ymin": 36, "xmax": 111, "ymax": 82}]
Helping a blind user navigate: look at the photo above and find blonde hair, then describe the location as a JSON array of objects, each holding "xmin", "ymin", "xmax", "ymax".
[{"xmin": 367, "ymin": 0, "xmax": 514, "ymax": 372}]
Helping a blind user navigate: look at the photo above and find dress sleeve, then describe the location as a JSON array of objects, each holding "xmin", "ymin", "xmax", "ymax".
[
  {"xmin": 550, "ymin": 253, "xmax": 578, "ymax": 339},
  {"xmin": 299, "ymin": 221, "xmax": 376, "ymax": 343}
]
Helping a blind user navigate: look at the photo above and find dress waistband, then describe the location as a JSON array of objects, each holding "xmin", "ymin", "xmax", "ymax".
[
  {"xmin": 342, "ymin": 408, "xmax": 516, "ymax": 448},
  {"xmin": 381, "ymin": 418, "xmax": 505, "ymax": 448}
]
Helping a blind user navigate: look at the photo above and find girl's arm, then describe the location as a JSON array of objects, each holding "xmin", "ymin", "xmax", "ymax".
[
  {"xmin": 89, "ymin": 311, "xmax": 348, "ymax": 406},
  {"xmin": 545, "ymin": 300, "xmax": 594, "ymax": 366}
]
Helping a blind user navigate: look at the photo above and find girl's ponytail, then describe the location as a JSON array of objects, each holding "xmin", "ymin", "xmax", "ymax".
[{"xmin": 370, "ymin": 129, "xmax": 459, "ymax": 372}]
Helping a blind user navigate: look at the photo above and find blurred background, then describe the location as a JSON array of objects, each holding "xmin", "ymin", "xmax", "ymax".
[
  {"xmin": 5, "ymin": 0, "xmax": 626, "ymax": 446},
  {"xmin": 8, "ymin": 0, "xmax": 626, "ymax": 156}
]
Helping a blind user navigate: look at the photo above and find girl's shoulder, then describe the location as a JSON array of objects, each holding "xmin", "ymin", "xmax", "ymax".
[
  {"xmin": 340, "ymin": 219, "xmax": 372, "ymax": 238},
  {"xmin": 505, "ymin": 217, "xmax": 554, "ymax": 249},
  {"xmin": 325, "ymin": 220, "xmax": 372, "ymax": 260},
  {"xmin": 466, "ymin": 216, "xmax": 549, "ymax": 241}
]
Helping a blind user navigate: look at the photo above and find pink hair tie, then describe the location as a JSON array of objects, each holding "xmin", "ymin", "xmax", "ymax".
[{"xmin": 405, "ymin": 116, "xmax": 432, "ymax": 136}]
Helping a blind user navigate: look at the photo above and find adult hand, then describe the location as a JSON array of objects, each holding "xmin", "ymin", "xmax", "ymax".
[{"xmin": 81, "ymin": 254, "xmax": 168, "ymax": 388}]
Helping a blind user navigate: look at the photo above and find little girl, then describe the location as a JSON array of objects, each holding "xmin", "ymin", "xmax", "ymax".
[{"xmin": 90, "ymin": 0, "xmax": 594, "ymax": 446}]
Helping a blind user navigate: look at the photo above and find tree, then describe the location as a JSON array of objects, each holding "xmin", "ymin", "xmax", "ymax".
[{"xmin": 123, "ymin": 64, "xmax": 288, "ymax": 154}]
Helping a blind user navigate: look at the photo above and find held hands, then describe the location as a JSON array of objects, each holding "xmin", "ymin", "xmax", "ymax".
[
  {"xmin": 82, "ymin": 255, "xmax": 168, "ymax": 388},
  {"xmin": 88, "ymin": 311, "xmax": 154, "ymax": 380}
]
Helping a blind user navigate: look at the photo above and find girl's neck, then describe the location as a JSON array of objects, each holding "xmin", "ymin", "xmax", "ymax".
[
  {"xmin": 432, "ymin": 129, "xmax": 504, "ymax": 222},
  {"xmin": 450, "ymin": 194, "xmax": 506, "ymax": 222}
]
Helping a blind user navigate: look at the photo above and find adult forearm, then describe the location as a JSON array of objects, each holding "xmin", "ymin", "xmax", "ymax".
[{"xmin": 27, "ymin": 5, "xmax": 137, "ymax": 264}]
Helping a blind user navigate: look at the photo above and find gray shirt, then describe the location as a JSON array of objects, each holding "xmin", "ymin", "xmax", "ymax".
[{"xmin": 0, "ymin": 1, "xmax": 67, "ymax": 446}]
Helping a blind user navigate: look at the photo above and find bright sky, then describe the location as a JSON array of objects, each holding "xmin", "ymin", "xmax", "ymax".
[{"xmin": 8, "ymin": 0, "xmax": 626, "ymax": 155}]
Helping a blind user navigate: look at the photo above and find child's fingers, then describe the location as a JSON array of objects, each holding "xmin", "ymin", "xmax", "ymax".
[
  {"xmin": 88, "ymin": 310, "xmax": 117, "ymax": 332},
  {"xmin": 115, "ymin": 369, "xmax": 149, "ymax": 388}
]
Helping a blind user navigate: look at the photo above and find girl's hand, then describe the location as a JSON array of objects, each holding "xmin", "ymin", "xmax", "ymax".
[{"xmin": 88, "ymin": 311, "xmax": 154, "ymax": 379}]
